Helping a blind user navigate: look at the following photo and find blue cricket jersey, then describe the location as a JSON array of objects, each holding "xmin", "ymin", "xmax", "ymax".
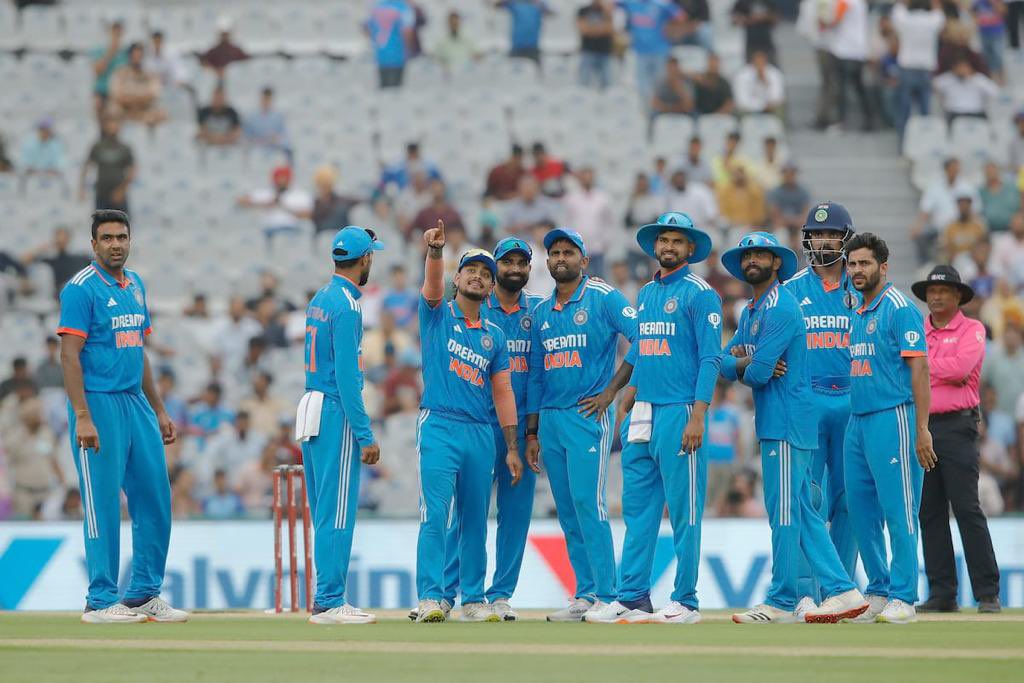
[
  {"xmin": 616, "ymin": 0, "xmax": 682, "ymax": 55},
  {"xmin": 500, "ymin": 0, "xmax": 548, "ymax": 50},
  {"xmin": 527, "ymin": 276, "xmax": 638, "ymax": 413},
  {"xmin": 304, "ymin": 274, "xmax": 375, "ymax": 447},
  {"xmin": 848, "ymin": 283, "xmax": 927, "ymax": 416},
  {"xmin": 420, "ymin": 297, "xmax": 510, "ymax": 423},
  {"xmin": 720, "ymin": 282, "xmax": 818, "ymax": 450},
  {"xmin": 783, "ymin": 266, "xmax": 860, "ymax": 395},
  {"xmin": 57, "ymin": 262, "xmax": 151, "ymax": 393},
  {"xmin": 485, "ymin": 290, "xmax": 542, "ymax": 426},
  {"xmin": 624, "ymin": 265, "xmax": 723, "ymax": 405},
  {"xmin": 366, "ymin": 0, "xmax": 413, "ymax": 68}
]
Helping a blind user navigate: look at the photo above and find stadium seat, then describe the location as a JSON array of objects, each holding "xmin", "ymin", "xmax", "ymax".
[{"xmin": 902, "ymin": 116, "xmax": 948, "ymax": 162}]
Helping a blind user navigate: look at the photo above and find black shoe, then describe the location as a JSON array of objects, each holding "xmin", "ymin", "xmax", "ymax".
[
  {"xmin": 917, "ymin": 597, "xmax": 959, "ymax": 613},
  {"xmin": 978, "ymin": 597, "xmax": 1001, "ymax": 614}
]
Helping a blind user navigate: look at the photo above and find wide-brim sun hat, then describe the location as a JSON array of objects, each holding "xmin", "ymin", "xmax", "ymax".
[
  {"xmin": 636, "ymin": 211, "xmax": 713, "ymax": 264},
  {"xmin": 720, "ymin": 231, "xmax": 798, "ymax": 282}
]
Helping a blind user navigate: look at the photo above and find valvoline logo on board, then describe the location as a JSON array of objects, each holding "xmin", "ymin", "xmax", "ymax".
[{"xmin": 0, "ymin": 537, "xmax": 64, "ymax": 609}]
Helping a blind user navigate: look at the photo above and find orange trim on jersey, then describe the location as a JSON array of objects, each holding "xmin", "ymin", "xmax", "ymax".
[
  {"xmin": 657, "ymin": 262, "xmax": 689, "ymax": 280},
  {"xmin": 900, "ymin": 350, "xmax": 927, "ymax": 358},
  {"xmin": 821, "ymin": 278, "xmax": 841, "ymax": 293},
  {"xmin": 144, "ymin": 327, "xmax": 153, "ymax": 336},
  {"xmin": 57, "ymin": 327, "xmax": 88, "ymax": 339}
]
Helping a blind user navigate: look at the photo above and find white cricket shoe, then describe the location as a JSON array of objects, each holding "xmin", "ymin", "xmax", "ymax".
[
  {"xmin": 651, "ymin": 601, "xmax": 702, "ymax": 625},
  {"xmin": 584, "ymin": 600, "xmax": 652, "ymax": 624},
  {"xmin": 490, "ymin": 599, "xmax": 519, "ymax": 621},
  {"xmin": 794, "ymin": 597, "xmax": 817, "ymax": 621},
  {"xmin": 130, "ymin": 597, "xmax": 189, "ymax": 623},
  {"xmin": 876, "ymin": 599, "xmax": 917, "ymax": 624},
  {"xmin": 415, "ymin": 599, "xmax": 448, "ymax": 623},
  {"xmin": 546, "ymin": 597, "xmax": 594, "ymax": 622},
  {"xmin": 408, "ymin": 598, "xmax": 452, "ymax": 621},
  {"xmin": 460, "ymin": 602, "xmax": 500, "ymax": 622},
  {"xmin": 805, "ymin": 589, "xmax": 868, "ymax": 624},
  {"xmin": 844, "ymin": 594, "xmax": 888, "ymax": 623},
  {"xmin": 309, "ymin": 604, "xmax": 376, "ymax": 625},
  {"xmin": 81, "ymin": 603, "xmax": 147, "ymax": 624},
  {"xmin": 731, "ymin": 604, "xmax": 798, "ymax": 624}
]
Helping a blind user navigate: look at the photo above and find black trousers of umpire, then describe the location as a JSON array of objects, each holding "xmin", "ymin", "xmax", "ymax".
[{"xmin": 920, "ymin": 409, "xmax": 1000, "ymax": 603}]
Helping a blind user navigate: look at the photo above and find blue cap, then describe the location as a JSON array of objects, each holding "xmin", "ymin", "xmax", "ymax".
[
  {"xmin": 331, "ymin": 226, "xmax": 384, "ymax": 260},
  {"xmin": 801, "ymin": 201, "xmax": 855, "ymax": 235},
  {"xmin": 720, "ymin": 231, "xmax": 798, "ymax": 282},
  {"xmin": 636, "ymin": 211, "xmax": 713, "ymax": 263},
  {"xmin": 543, "ymin": 228, "xmax": 587, "ymax": 257},
  {"xmin": 493, "ymin": 236, "xmax": 533, "ymax": 262},
  {"xmin": 458, "ymin": 248, "xmax": 498, "ymax": 279}
]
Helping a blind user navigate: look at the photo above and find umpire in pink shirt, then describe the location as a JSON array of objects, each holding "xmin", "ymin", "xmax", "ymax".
[{"xmin": 914, "ymin": 265, "xmax": 1000, "ymax": 613}]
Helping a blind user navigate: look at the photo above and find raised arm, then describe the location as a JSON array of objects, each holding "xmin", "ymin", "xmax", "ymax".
[{"xmin": 422, "ymin": 219, "xmax": 446, "ymax": 307}]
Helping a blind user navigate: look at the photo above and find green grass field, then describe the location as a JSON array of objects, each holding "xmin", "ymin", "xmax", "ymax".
[{"xmin": 2, "ymin": 611, "xmax": 1022, "ymax": 683}]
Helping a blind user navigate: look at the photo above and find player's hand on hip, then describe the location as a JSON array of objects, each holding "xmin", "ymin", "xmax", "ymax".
[
  {"xmin": 680, "ymin": 412, "xmax": 705, "ymax": 455},
  {"xmin": 525, "ymin": 438, "xmax": 541, "ymax": 473},
  {"xmin": 916, "ymin": 427, "xmax": 938, "ymax": 471},
  {"xmin": 506, "ymin": 449, "xmax": 523, "ymax": 486},
  {"xmin": 423, "ymin": 219, "xmax": 446, "ymax": 249},
  {"xmin": 772, "ymin": 359, "xmax": 787, "ymax": 378},
  {"xmin": 578, "ymin": 389, "xmax": 614, "ymax": 418},
  {"xmin": 156, "ymin": 410, "xmax": 177, "ymax": 445},
  {"xmin": 77, "ymin": 416, "xmax": 100, "ymax": 452},
  {"xmin": 361, "ymin": 443, "xmax": 381, "ymax": 465}
]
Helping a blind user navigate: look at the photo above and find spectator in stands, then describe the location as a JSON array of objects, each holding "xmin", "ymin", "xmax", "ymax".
[
  {"xmin": 237, "ymin": 165, "xmax": 313, "ymax": 247},
  {"xmin": 91, "ymin": 19, "xmax": 128, "ymax": 117},
  {"xmin": 1009, "ymin": 0, "xmax": 1024, "ymax": 58},
  {"xmin": 363, "ymin": 309, "xmax": 415, "ymax": 381},
  {"xmin": 238, "ymin": 372, "xmax": 287, "ymax": 438},
  {"xmin": 311, "ymin": 165, "xmax": 361, "ymax": 238},
  {"xmin": 647, "ymin": 156, "xmax": 669, "ymax": 194},
  {"xmin": 188, "ymin": 382, "xmax": 234, "ymax": 449},
  {"xmin": 577, "ymin": 0, "xmax": 615, "ymax": 89},
  {"xmin": 19, "ymin": 118, "xmax": 65, "ymax": 179},
  {"xmin": 395, "ymin": 169, "xmax": 434, "ymax": 235},
  {"xmin": 146, "ymin": 31, "xmax": 190, "ymax": 95},
  {"xmin": 0, "ymin": 358, "xmax": 32, "ymax": 404},
  {"xmin": 80, "ymin": 117, "xmax": 134, "ymax": 214},
  {"xmin": 531, "ymin": 142, "xmax": 568, "ymax": 197},
  {"xmin": 58, "ymin": 488, "xmax": 83, "ymax": 521},
  {"xmin": 706, "ymin": 382, "xmax": 746, "ymax": 506},
  {"xmin": 201, "ymin": 411, "xmax": 267, "ymax": 491},
  {"xmin": 991, "ymin": 211, "xmax": 1024, "ymax": 290},
  {"xmin": 891, "ymin": 0, "xmax": 946, "ymax": 135},
  {"xmin": 954, "ymin": 237, "xmax": 996, "ymax": 300},
  {"xmin": 4, "ymin": 397, "xmax": 62, "ymax": 518},
  {"xmin": 485, "ymin": 144, "xmax": 526, "ymax": 200},
  {"xmin": 799, "ymin": 0, "xmax": 838, "ymax": 130},
  {"xmin": 253, "ymin": 301, "xmax": 288, "ymax": 350},
  {"xmin": 409, "ymin": 179, "xmax": 465, "ymax": 241},
  {"xmin": 563, "ymin": 165, "xmax": 614, "ymax": 277},
  {"xmin": 236, "ymin": 445, "xmax": 277, "ymax": 513},
  {"xmin": 937, "ymin": 19, "xmax": 990, "ymax": 78},
  {"xmin": 912, "ymin": 157, "xmax": 981, "ymax": 264},
  {"xmin": 971, "ymin": 0, "xmax": 1008, "ymax": 84},
  {"xmin": 366, "ymin": 0, "xmax": 415, "ymax": 89},
  {"xmin": 716, "ymin": 164, "xmax": 767, "ymax": 229},
  {"xmin": 496, "ymin": 0, "xmax": 553, "ymax": 64},
  {"xmin": 1011, "ymin": 111, "xmax": 1024, "ymax": 175},
  {"xmin": 196, "ymin": 85, "xmax": 242, "ymax": 146},
  {"xmin": 625, "ymin": 172, "xmax": 664, "ymax": 229},
  {"xmin": 767, "ymin": 163, "xmax": 811, "ymax": 236},
  {"xmin": 379, "ymin": 142, "xmax": 442, "ymax": 191},
  {"xmin": 664, "ymin": 168, "xmax": 719, "ymax": 229},
  {"xmin": 932, "ymin": 56, "xmax": 1000, "ymax": 124},
  {"xmin": 243, "ymin": 87, "xmax": 291, "ymax": 163},
  {"xmin": 381, "ymin": 348, "xmax": 423, "ymax": 418},
  {"xmin": 34, "ymin": 336, "xmax": 62, "ymax": 390},
  {"xmin": 984, "ymin": 320, "xmax": 1024, "ymax": 425},
  {"xmin": 609, "ymin": 259, "xmax": 640, "ymax": 304},
  {"xmin": 711, "ymin": 132, "xmax": 753, "ymax": 187},
  {"xmin": 382, "ymin": 264, "xmax": 418, "ymax": 327},
  {"xmin": 752, "ymin": 136, "xmax": 786, "ymax": 190},
  {"xmin": 203, "ymin": 469, "xmax": 244, "ymax": 519},
  {"xmin": 677, "ymin": 0, "xmax": 714, "ymax": 51},
  {"xmin": 214, "ymin": 296, "xmax": 262, "ymax": 372},
  {"xmin": 433, "ymin": 10, "xmax": 479, "ymax": 73},
  {"xmin": 874, "ymin": 30, "xmax": 902, "ymax": 129},
  {"xmin": 617, "ymin": 0, "xmax": 685, "ymax": 106},
  {"xmin": 440, "ymin": 223, "xmax": 478, "ymax": 285},
  {"xmin": 505, "ymin": 174, "xmax": 558, "ymax": 234},
  {"xmin": 691, "ymin": 53, "xmax": 735, "ymax": 116},
  {"xmin": 679, "ymin": 136, "xmax": 714, "ymax": 186},
  {"xmin": 980, "ymin": 161, "xmax": 1021, "ymax": 234},
  {"xmin": 108, "ymin": 42, "xmax": 167, "ymax": 130},
  {"xmin": 732, "ymin": 0, "xmax": 779, "ymax": 63},
  {"xmin": 170, "ymin": 465, "xmax": 200, "ymax": 519},
  {"xmin": 650, "ymin": 57, "xmax": 695, "ymax": 118},
  {"xmin": 824, "ymin": 0, "xmax": 876, "ymax": 131},
  {"xmin": 200, "ymin": 17, "xmax": 250, "ymax": 79},
  {"xmin": 733, "ymin": 49, "xmax": 785, "ymax": 116},
  {"xmin": 157, "ymin": 370, "xmax": 188, "ymax": 465},
  {"xmin": 942, "ymin": 192, "xmax": 988, "ymax": 263},
  {"xmin": 715, "ymin": 470, "xmax": 765, "ymax": 518}
]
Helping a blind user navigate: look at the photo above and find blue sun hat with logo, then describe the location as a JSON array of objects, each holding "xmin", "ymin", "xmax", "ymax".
[
  {"xmin": 637, "ymin": 211, "xmax": 713, "ymax": 263},
  {"xmin": 720, "ymin": 231, "xmax": 798, "ymax": 282}
]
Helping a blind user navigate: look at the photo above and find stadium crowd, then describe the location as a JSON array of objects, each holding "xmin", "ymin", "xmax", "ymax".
[{"xmin": 0, "ymin": 0, "xmax": 1023, "ymax": 523}]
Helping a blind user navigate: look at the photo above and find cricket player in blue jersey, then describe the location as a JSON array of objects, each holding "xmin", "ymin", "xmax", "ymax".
[
  {"xmin": 719, "ymin": 232, "xmax": 868, "ymax": 624},
  {"xmin": 585, "ymin": 212, "xmax": 722, "ymax": 625},
  {"xmin": 415, "ymin": 220, "xmax": 522, "ymax": 623},
  {"xmin": 437, "ymin": 237, "xmax": 542, "ymax": 622},
  {"xmin": 783, "ymin": 201, "xmax": 861, "ymax": 615},
  {"xmin": 525, "ymin": 228, "xmax": 638, "ymax": 622},
  {"xmin": 58, "ymin": 210, "xmax": 187, "ymax": 623},
  {"xmin": 843, "ymin": 232, "xmax": 937, "ymax": 624},
  {"xmin": 297, "ymin": 225, "xmax": 384, "ymax": 625}
]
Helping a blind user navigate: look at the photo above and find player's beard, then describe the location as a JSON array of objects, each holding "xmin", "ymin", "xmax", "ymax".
[
  {"xmin": 358, "ymin": 264, "xmax": 371, "ymax": 286},
  {"xmin": 743, "ymin": 264, "xmax": 774, "ymax": 285},
  {"xmin": 657, "ymin": 252, "xmax": 684, "ymax": 270},
  {"xmin": 853, "ymin": 269, "xmax": 881, "ymax": 293},
  {"xmin": 497, "ymin": 272, "xmax": 527, "ymax": 293}
]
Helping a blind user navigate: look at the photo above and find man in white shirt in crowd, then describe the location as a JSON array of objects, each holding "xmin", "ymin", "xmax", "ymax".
[
  {"xmin": 823, "ymin": 0, "xmax": 875, "ymax": 130},
  {"xmin": 562, "ymin": 164, "xmax": 615, "ymax": 277},
  {"xmin": 145, "ymin": 31, "xmax": 190, "ymax": 97},
  {"xmin": 891, "ymin": 0, "xmax": 946, "ymax": 135},
  {"xmin": 932, "ymin": 57, "xmax": 1001, "ymax": 124},
  {"xmin": 237, "ymin": 165, "xmax": 313, "ymax": 248},
  {"xmin": 911, "ymin": 157, "xmax": 981, "ymax": 264},
  {"xmin": 664, "ymin": 168, "xmax": 719, "ymax": 229},
  {"xmin": 991, "ymin": 212, "xmax": 1024, "ymax": 291},
  {"xmin": 733, "ymin": 49, "xmax": 785, "ymax": 116}
]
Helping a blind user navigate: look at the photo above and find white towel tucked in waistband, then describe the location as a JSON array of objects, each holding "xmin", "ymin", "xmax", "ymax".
[
  {"xmin": 294, "ymin": 390, "xmax": 324, "ymax": 442},
  {"xmin": 627, "ymin": 400, "xmax": 653, "ymax": 443}
]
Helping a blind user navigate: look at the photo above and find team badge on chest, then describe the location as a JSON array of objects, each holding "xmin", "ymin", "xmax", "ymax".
[
  {"xmin": 133, "ymin": 288, "xmax": 144, "ymax": 307},
  {"xmin": 750, "ymin": 320, "xmax": 760, "ymax": 336},
  {"xmin": 663, "ymin": 297, "xmax": 678, "ymax": 314},
  {"xmin": 573, "ymin": 309, "xmax": 588, "ymax": 326},
  {"xmin": 481, "ymin": 335, "xmax": 494, "ymax": 351},
  {"xmin": 866, "ymin": 318, "xmax": 878, "ymax": 334},
  {"xmin": 520, "ymin": 315, "xmax": 532, "ymax": 331}
]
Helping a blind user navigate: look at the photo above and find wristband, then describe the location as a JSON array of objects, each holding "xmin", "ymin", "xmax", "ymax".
[{"xmin": 526, "ymin": 434, "xmax": 538, "ymax": 441}]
